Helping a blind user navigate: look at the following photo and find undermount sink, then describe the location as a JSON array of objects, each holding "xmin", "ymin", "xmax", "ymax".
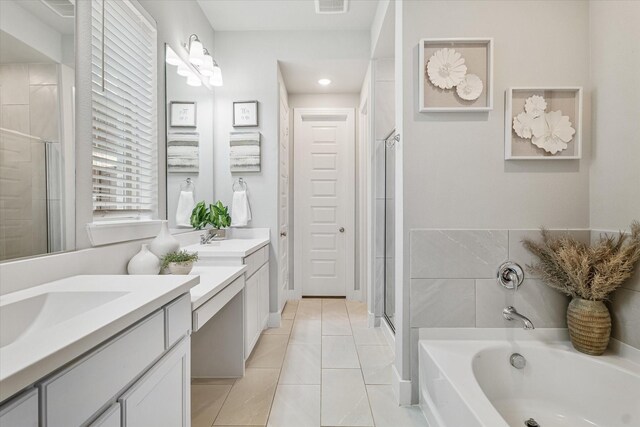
[{"xmin": 0, "ymin": 291, "xmax": 128, "ymax": 348}]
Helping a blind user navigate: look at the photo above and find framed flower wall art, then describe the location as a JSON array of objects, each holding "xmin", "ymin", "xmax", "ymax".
[
  {"xmin": 419, "ymin": 38, "xmax": 493, "ymax": 112},
  {"xmin": 505, "ymin": 87, "xmax": 583, "ymax": 160}
]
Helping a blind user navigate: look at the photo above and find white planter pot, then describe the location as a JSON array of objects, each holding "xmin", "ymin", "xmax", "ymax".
[{"xmin": 168, "ymin": 261, "xmax": 194, "ymax": 275}]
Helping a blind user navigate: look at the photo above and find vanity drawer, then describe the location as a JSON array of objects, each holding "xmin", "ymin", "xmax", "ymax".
[
  {"xmin": 192, "ymin": 275, "xmax": 245, "ymax": 332},
  {"xmin": 165, "ymin": 294, "xmax": 191, "ymax": 348},
  {"xmin": 243, "ymin": 248, "xmax": 265, "ymax": 278},
  {"xmin": 41, "ymin": 311, "xmax": 165, "ymax": 427},
  {"xmin": 0, "ymin": 388, "xmax": 38, "ymax": 427}
]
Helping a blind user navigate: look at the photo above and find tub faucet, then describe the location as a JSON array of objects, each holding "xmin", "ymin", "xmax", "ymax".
[{"xmin": 503, "ymin": 306, "xmax": 535, "ymax": 330}]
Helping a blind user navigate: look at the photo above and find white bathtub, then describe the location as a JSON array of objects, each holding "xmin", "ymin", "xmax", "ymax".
[{"xmin": 418, "ymin": 329, "xmax": 640, "ymax": 427}]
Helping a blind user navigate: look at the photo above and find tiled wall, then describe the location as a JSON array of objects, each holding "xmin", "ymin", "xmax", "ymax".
[
  {"xmin": 0, "ymin": 63, "xmax": 61, "ymax": 260},
  {"xmin": 592, "ymin": 230, "xmax": 640, "ymax": 350},
  {"xmin": 409, "ymin": 229, "xmax": 594, "ymax": 329}
]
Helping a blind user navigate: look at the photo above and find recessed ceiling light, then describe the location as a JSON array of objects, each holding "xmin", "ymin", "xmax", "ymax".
[{"xmin": 318, "ymin": 78, "xmax": 331, "ymax": 86}]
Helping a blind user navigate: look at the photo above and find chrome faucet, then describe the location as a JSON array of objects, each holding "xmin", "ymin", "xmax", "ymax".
[
  {"xmin": 200, "ymin": 233, "xmax": 214, "ymax": 245},
  {"xmin": 503, "ymin": 306, "xmax": 535, "ymax": 330}
]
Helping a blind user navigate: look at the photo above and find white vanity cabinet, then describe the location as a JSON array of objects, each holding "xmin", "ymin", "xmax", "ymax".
[
  {"xmin": 243, "ymin": 246, "xmax": 270, "ymax": 359},
  {"xmin": 0, "ymin": 293, "xmax": 192, "ymax": 427}
]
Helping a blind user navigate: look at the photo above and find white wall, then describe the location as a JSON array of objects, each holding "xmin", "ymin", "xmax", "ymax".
[
  {"xmin": 211, "ymin": 31, "xmax": 369, "ymax": 312},
  {"xmin": 165, "ymin": 68, "xmax": 215, "ymax": 229},
  {"xmin": 398, "ymin": 0, "xmax": 592, "ymax": 402},
  {"xmin": 589, "ymin": 0, "xmax": 640, "ymax": 231}
]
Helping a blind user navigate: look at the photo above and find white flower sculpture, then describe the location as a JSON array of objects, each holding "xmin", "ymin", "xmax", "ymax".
[
  {"xmin": 513, "ymin": 95, "xmax": 575, "ymax": 155},
  {"xmin": 530, "ymin": 110, "xmax": 576, "ymax": 154},
  {"xmin": 456, "ymin": 74, "xmax": 483, "ymax": 101},
  {"xmin": 427, "ymin": 48, "xmax": 467, "ymax": 89},
  {"xmin": 524, "ymin": 95, "xmax": 547, "ymax": 117}
]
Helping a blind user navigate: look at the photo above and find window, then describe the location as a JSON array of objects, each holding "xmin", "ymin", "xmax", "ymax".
[{"xmin": 91, "ymin": 0, "xmax": 157, "ymax": 217}]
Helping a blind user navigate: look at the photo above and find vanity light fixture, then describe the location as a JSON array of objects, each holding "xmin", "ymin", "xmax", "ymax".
[
  {"xmin": 188, "ymin": 34, "xmax": 205, "ymax": 66},
  {"xmin": 210, "ymin": 61, "xmax": 223, "ymax": 87},
  {"xmin": 186, "ymin": 73, "xmax": 202, "ymax": 87},
  {"xmin": 165, "ymin": 48, "xmax": 180, "ymax": 66},
  {"xmin": 200, "ymin": 49, "xmax": 215, "ymax": 77},
  {"xmin": 176, "ymin": 62, "xmax": 191, "ymax": 77},
  {"xmin": 318, "ymin": 78, "xmax": 332, "ymax": 86}
]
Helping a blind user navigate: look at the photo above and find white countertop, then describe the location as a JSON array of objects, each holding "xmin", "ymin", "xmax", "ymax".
[
  {"xmin": 190, "ymin": 265, "xmax": 247, "ymax": 310},
  {"xmin": 0, "ymin": 275, "xmax": 198, "ymax": 403},
  {"xmin": 183, "ymin": 237, "xmax": 269, "ymax": 258}
]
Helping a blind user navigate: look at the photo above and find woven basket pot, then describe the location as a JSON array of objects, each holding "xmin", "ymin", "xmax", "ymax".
[{"xmin": 566, "ymin": 298, "xmax": 611, "ymax": 355}]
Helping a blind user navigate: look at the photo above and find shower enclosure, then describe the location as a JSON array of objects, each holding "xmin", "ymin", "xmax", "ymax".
[{"xmin": 383, "ymin": 130, "xmax": 397, "ymax": 330}]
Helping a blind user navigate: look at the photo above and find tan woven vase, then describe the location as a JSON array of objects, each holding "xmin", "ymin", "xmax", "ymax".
[{"xmin": 566, "ymin": 298, "xmax": 611, "ymax": 355}]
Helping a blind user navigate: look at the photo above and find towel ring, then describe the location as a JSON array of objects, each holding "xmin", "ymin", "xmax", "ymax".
[
  {"xmin": 232, "ymin": 177, "xmax": 247, "ymax": 192},
  {"xmin": 180, "ymin": 177, "xmax": 195, "ymax": 192}
]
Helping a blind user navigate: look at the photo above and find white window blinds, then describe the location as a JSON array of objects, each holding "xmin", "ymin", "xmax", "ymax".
[{"xmin": 91, "ymin": 0, "xmax": 157, "ymax": 214}]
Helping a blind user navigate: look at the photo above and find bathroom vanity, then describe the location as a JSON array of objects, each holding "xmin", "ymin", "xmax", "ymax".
[
  {"xmin": 184, "ymin": 228, "xmax": 270, "ymax": 359},
  {"xmin": 0, "ymin": 275, "xmax": 198, "ymax": 426}
]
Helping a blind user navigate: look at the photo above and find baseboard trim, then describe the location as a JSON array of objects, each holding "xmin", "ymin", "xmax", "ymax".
[
  {"xmin": 392, "ymin": 366, "xmax": 413, "ymax": 406},
  {"xmin": 381, "ymin": 317, "xmax": 395, "ymax": 348},
  {"xmin": 268, "ymin": 311, "xmax": 281, "ymax": 328},
  {"xmin": 367, "ymin": 312, "xmax": 380, "ymax": 328}
]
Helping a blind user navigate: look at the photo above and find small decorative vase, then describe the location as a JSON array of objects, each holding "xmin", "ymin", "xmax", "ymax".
[
  {"xmin": 208, "ymin": 228, "xmax": 226, "ymax": 240},
  {"xmin": 566, "ymin": 298, "xmax": 611, "ymax": 356},
  {"xmin": 168, "ymin": 261, "xmax": 194, "ymax": 275},
  {"xmin": 149, "ymin": 220, "xmax": 180, "ymax": 258},
  {"xmin": 127, "ymin": 244, "xmax": 161, "ymax": 275}
]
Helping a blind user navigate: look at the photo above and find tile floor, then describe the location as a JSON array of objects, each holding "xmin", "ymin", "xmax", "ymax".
[{"xmin": 192, "ymin": 298, "xmax": 428, "ymax": 427}]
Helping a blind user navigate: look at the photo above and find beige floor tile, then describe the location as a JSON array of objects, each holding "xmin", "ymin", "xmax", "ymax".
[
  {"xmin": 262, "ymin": 319, "xmax": 294, "ymax": 335},
  {"xmin": 346, "ymin": 300, "xmax": 368, "ymax": 317},
  {"xmin": 322, "ymin": 336, "xmax": 360, "ymax": 368},
  {"xmin": 290, "ymin": 319, "xmax": 321, "ymax": 345},
  {"xmin": 322, "ymin": 312, "xmax": 352, "ymax": 335},
  {"xmin": 192, "ymin": 378, "xmax": 237, "ymax": 386},
  {"xmin": 192, "ymin": 384, "xmax": 232, "ymax": 427},
  {"xmin": 357, "ymin": 345, "xmax": 394, "ymax": 384},
  {"xmin": 267, "ymin": 385, "xmax": 320, "ymax": 427},
  {"xmin": 279, "ymin": 342, "xmax": 321, "ymax": 385},
  {"xmin": 246, "ymin": 335, "xmax": 289, "ymax": 368},
  {"xmin": 281, "ymin": 301, "xmax": 298, "ymax": 320},
  {"xmin": 351, "ymin": 325, "xmax": 388, "ymax": 346},
  {"xmin": 321, "ymin": 369, "xmax": 373, "ymax": 426},
  {"xmin": 366, "ymin": 385, "xmax": 427, "ymax": 427},
  {"xmin": 297, "ymin": 299, "xmax": 322, "ymax": 320},
  {"xmin": 214, "ymin": 368, "xmax": 280, "ymax": 426}
]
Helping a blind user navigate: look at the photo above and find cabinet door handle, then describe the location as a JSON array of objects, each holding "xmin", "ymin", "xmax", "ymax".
[{"xmin": 339, "ymin": 227, "xmax": 345, "ymax": 233}]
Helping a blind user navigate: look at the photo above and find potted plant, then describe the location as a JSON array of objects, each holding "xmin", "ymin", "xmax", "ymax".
[
  {"xmin": 190, "ymin": 200, "xmax": 232, "ymax": 240},
  {"xmin": 522, "ymin": 222, "xmax": 640, "ymax": 355},
  {"xmin": 161, "ymin": 250, "xmax": 199, "ymax": 275}
]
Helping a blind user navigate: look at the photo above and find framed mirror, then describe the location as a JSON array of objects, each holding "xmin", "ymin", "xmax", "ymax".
[
  {"xmin": 164, "ymin": 44, "xmax": 215, "ymax": 232},
  {"xmin": 0, "ymin": 0, "xmax": 76, "ymax": 261}
]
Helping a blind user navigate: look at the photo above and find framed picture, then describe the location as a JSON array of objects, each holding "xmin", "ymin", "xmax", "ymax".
[
  {"xmin": 167, "ymin": 132, "xmax": 199, "ymax": 173},
  {"xmin": 505, "ymin": 87, "xmax": 582, "ymax": 160},
  {"xmin": 233, "ymin": 101, "xmax": 259, "ymax": 127},
  {"xmin": 419, "ymin": 38, "xmax": 493, "ymax": 112},
  {"xmin": 170, "ymin": 101, "xmax": 197, "ymax": 127},
  {"xmin": 230, "ymin": 131, "xmax": 260, "ymax": 172}
]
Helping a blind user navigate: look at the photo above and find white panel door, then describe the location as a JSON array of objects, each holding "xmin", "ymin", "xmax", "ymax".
[
  {"xmin": 278, "ymin": 83, "xmax": 290, "ymax": 312},
  {"xmin": 294, "ymin": 109, "xmax": 355, "ymax": 297}
]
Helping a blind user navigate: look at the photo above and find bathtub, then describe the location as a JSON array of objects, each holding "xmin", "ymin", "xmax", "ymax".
[{"xmin": 418, "ymin": 329, "xmax": 640, "ymax": 427}]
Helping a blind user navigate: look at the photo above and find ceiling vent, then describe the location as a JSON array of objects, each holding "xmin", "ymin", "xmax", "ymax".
[
  {"xmin": 315, "ymin": 0, "xmax": 349, "ymax": 14},
  {"xmin": 40, "ymin": 0, "xmax": 75, "ymax": 18}
]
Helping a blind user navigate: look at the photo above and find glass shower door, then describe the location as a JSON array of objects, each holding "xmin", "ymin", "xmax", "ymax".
[{"xmin": 383, "ymin": 132, "xmax": 396, "ymax": 330}]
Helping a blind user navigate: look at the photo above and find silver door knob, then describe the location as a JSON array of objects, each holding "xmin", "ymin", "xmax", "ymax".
[
  {"xmin": 339, "ymin": 227, "xmax": 345, "ymax": 233},
  {"xmin": 280, "ymin": 231, "xmax": 287, "ymax": 237}
]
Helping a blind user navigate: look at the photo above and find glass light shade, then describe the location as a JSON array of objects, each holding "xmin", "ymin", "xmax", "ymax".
[
  {"xmin": 165, "ymin": 48, "xmax": 180, "ymax": 66},
  {"xmin": 200, "ymin": 54, "xmax": 215, "ymax": 77},
  {"xmin": 188, "ymin": 38, "xmax": 204, "ymax": 66},
  {"xmin": 210, "ymin": 65, "xmax": 223, "ymax": 87},
  {"xmin": 186, "ymin": 74, "xmax": 202, "ymax": 87},
  {"xmin": 177, "ymin": 63, "xmax": 190, "ymax": 77}
]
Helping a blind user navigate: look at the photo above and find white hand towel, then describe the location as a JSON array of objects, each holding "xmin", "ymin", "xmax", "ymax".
[
  {"xmin": 231, "ymin": 190, "xmax": 252, "ymax": 227},
  {"xmin": 176, "ymin": 190, "xmax": 195, "ymax": 228}
]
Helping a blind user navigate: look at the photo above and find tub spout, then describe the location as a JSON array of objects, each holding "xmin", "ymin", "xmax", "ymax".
[{"xmin": 503, "ymin": 306, "xmax": 535, "ymax": 330}]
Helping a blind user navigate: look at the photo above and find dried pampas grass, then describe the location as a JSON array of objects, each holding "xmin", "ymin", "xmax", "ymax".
[{"xmin": 522, "ymin": 221, "xmax": 640, "ymax": 301}]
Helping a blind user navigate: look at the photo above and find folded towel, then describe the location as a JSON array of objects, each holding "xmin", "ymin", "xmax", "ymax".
[
  {"xmin": 231, "ymin": 190, "xmax": 252, "ymax": 227},
  {"xmin": 176, "ymin": 190, "xmax": 195, "ymax": 228}
]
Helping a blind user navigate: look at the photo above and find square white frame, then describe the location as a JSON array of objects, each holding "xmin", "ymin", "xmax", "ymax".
[
  {"xmin": 419, "ymin": 38, "xmax": 494, "ymax": 112},
  {"xmin": 169, "ymin": 101, "xmax": 197, "ymax": 127},
  {"xmin": 505, "ymin": 87, "xmax": 583, "ymax": 160}
]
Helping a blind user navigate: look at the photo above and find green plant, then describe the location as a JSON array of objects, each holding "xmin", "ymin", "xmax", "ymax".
[
  {"xmin": 190, "ymin": 201, "xmax": 209, "ymax": 230},
  {"xmin": 161, "ymin": 250, "xmax": 199, "ymax": 270},
  {"xmin": 522, "ymin": 221, "xmax": 640, "ymax": 301},
  {"xmin": 209, "ymin": 201, "xmax": 231, "ymax": 229}
]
